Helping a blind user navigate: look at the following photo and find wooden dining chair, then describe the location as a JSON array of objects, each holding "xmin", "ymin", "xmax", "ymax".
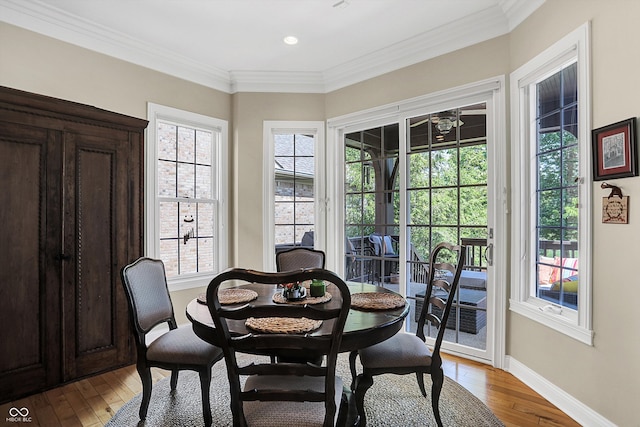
[
  {"xmin": 121, "ymin": 257, "xmax": 224, "ymax": 427},
  {"xmin": 206, "ymin": 268, "xmax": 351, "ymax": 427},
  {"xmin": 276, "ymin": 247, "xmax": 326, "ymax": 271},
  {"xmin": 348, "ymin": 242, "xmax": 467, "ymax": 427}
]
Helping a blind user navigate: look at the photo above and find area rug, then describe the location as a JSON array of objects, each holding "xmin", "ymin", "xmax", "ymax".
[{"xmin": 106, "ymin": 353, "xmax": 503, "ymax": 426}]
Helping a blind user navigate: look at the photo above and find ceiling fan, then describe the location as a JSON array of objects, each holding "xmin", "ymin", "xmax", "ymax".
[{"xmin": 409, "ymin": 108, "xmax": 485, "ymax": 134}]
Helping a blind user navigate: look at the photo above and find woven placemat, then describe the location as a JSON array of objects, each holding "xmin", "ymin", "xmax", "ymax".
[
  {"xmin": 350, "ymin": 292, "xmax": 406, "ymax": 310},
  {"xmin": 245, "ymin": 317, "xmax": 322, "ymax": 334},
  {"xmin": 197, "ymin": 289, "xmax": 258, "ymax": 305},
  {"xmin": 272, "ymin": 292, "xmax": 332, "ymax": 305}
]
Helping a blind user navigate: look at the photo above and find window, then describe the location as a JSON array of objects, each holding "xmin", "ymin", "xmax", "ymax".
[
  {"xmin": 147, "ymin": 103, "xmax": 228, "ymax": 291},
  {"xmin": 263, "ymin": 121, "xmax": 325, "ymax": 270},
  {"xmin": 274, "ymin": 133, "xmax": 315, "ymax": 250},
  {"xmin": 510, "ymin": 23, "xmax": 593, "ymax": 344}
]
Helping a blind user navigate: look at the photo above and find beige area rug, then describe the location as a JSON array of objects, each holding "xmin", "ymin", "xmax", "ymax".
[{"xmin": 106, "ymin": 353, "xmax": 504, "ymax": 426}]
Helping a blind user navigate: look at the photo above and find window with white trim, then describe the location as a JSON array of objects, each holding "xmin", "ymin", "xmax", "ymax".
[
  {"xmin": 510, "ymin": 23, "xmax": 593, "ymax": 344},
  {"xmin": 263, "ymin": 121, "xmax": 325, "ymax": 270},
  {"xmin": 147, "ymin": 103, "xmax": 228, "ymax": 291}
]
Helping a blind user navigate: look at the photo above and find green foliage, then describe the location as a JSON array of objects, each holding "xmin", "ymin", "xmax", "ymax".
[{"xmin": 346, "ymin": 140, "xmax": 488, "ymax": 261}]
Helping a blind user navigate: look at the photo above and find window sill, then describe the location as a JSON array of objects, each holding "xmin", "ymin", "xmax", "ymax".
[
  {"xmin": 509, "ymin": 299, "xmax": 593, "ymax": 346},
  {"xmin": 167, "ymin": 273, "xmax": 215, "ymax": 292}
]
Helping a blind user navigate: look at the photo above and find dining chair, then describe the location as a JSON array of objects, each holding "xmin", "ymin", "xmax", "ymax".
[
  {"xmin": 206, "ymin": 268, "xmax": 351, "ymax": 427},
  {"xmin": 348, "ymin": 242, "xmax": 466, "ymax": 427},
  {"xmin": 276, "ymin": 247, "xmax": 326, "ymax": 271},
  {"xmin": 121, "ymin": 257, "xmax": 224, "ymax": 427}
]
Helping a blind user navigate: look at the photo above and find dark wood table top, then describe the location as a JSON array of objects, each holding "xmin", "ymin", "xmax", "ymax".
[{"xmin": 186, "ymin": 282, "xmax": 409, "ymax": 353}]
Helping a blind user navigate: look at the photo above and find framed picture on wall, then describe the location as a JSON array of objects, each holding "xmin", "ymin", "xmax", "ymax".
[{"xmin": 592, "ymin": 118, "xmax": 637, "ymax": 181}]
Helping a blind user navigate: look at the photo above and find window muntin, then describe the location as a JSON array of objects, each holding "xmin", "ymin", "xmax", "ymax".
[
  {"xmin": 157, "ymin": 121, "xmax": 217, "ymax": 277},
  {"xmin": 274, "ymin": 133, "xmax": 315, "ymax": 249}
]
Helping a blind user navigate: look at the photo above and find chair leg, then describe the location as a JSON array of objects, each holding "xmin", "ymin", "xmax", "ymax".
[
  {"xmin": 198, "ymin": 368, "xmax": 213, "ymax": 427},
  {"xmin": 431, "ymin": 368, "xmax": 444, "ymax": 427},
  {"xmin": 348, "ymin": 351, "xmax": 359, "ymax": 390},
  {"xmin": 137, "ymin": 365, "xmax": 152, "ymax": 420},
  {"xmin": 416, "ymin": 372, "xmax": 427, "ymax": 397},
  {"xmin": 353, "ymin": 373, "xmax": 374, "ymax": 427},
  {"xmin": 170, "ymin": 370, "xmax": 179, "ymax": 390}
]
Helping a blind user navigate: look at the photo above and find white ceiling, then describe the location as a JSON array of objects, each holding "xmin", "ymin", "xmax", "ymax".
[{"xmin": 0, "ymin": 0, "xmax": 544, "ymax": 93}]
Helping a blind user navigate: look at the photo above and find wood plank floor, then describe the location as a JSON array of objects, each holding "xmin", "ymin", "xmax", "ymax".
[{"xmin": 0, "ymin": 354, "xmax": 581, "ymax": 426}]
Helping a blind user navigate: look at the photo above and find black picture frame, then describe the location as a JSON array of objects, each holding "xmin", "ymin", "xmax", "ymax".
[{"xmin": 591, "ymin": 118, "xmax": 637, "ymax": 181}]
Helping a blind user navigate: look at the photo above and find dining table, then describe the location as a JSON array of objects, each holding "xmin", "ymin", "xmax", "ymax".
[{"xmin": 186, "ymin": 281, "xmax": 410, "ymax": 357}]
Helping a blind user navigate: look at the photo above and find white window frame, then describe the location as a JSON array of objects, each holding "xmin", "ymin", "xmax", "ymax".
[
  {"xmin": 146, "ymin": 103, "xmax": 229, "ymax": 291},
  {"xmin": 263, "ymin": 121, "xmax": 326, "ymax": 271},
  {"xmin": 509, "ymin": 23, "xmax": 593, "ymax": 345}
]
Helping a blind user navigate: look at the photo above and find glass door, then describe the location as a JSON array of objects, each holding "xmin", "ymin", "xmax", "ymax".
[
  {"xmin": 342, "ymin": 103, "xmax": 492, "ymax": 361},
  {"xmin": 405, "ymin": 104, "xmax": 490, "ymax": 359}
]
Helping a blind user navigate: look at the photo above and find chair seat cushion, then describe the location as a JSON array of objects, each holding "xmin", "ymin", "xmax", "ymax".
[
  {"xmin": 146, "ymin": 325, "xmax": 222, "ymax": 365},
  {"xmin": 242, "ymin": 375, "xmax": 344, "ymax": 427},
  {"xmin": 359, "ymin": 332, "xmax": 432, "ymax": 369}
]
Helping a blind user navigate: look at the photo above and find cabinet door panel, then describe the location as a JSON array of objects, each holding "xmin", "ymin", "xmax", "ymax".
[
  {"xmin": 62, "ymin": 131, "xmax": 132, "ymax": 380},
  {"xmin": 0, "ymin": 123, "xmax": 62, "ymax": 401}
]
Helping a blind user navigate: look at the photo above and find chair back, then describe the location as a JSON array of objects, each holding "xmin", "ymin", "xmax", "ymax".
[
  {"xmin": 121, "ymin": 258, "xmax": 176, "ymax": 346},
  {"xmin": 415, "ymin": 243, "xmax": 467, "ymax": 357},
  {"xmin": 276, "ymin": 247, "xmax": 326, "ymax": 271},
  {"xmin": 206, "ymin": 268, "xmax": 351, "ymax": 427}
]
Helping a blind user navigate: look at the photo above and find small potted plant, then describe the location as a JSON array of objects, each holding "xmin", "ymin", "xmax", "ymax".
[{"xmin": 282, "ymin": 281, "xmax": 306, "ymax": 301}]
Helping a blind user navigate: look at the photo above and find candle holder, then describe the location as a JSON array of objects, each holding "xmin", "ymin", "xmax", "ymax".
[{"xmin": 310, "ymin": 279, "xmax": 326, "ymax": 297}]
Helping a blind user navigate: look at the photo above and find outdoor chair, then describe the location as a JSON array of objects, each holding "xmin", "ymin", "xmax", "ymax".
[
  {"xmin": 121, "ymin": 257, "xmax": 223, "ymax": 427},
  {"xmin": 349, "ymin": 242, "xmax": 466, "ymax": 427},
  {"xmin": 206, "ymin": 268, "xmax": 351, "ymax": 427}
]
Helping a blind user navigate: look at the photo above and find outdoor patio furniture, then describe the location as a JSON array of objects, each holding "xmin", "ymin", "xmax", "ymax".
[{"xmin": 414, "ymin": 288, "xmax": 487, "ymax": 334}]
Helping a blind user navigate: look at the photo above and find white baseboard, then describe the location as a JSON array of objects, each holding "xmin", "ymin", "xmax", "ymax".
[{"xmin": 505, "ymin": 356, "xmax": 615, "ymax": 427}]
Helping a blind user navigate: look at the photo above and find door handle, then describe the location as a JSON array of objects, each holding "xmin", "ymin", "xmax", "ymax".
[
  {"xmin": 484, "ymin": 244, "xmax": 494, "ymax": 267},
  {"xmin": 56, "ymin": 253, "xmax": 72, "ymax": 261}
]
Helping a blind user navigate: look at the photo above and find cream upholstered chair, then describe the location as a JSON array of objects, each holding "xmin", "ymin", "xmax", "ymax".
[
  {"xmin": 349, "ymin": 242, "xmax": 466, "ymax": 427},
  {"xmin": 276, "ymin": 247, "xmax": 325, "ymax": 271},
  {"xmin": 121, "ymin": 257, "xmax": 223, "ymax": 427},
  {"xmin": 206, "ymin": 268, "xmax": 351, "ymax": 427}
]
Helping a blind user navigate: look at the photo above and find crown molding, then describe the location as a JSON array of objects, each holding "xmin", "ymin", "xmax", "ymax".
[
  {"xmin": 322, "ymin": 5, "xmax": 510, "ymax": 92},
  {"xmin": 0, "ymin": 0, "xmax": 231, "ymax": 92},
  {"xmin": 230, "ymin": 71, "xmax": 325, "ymax": 94},
  {"xmin": 500, "ymin": 0, "xmax": 546, "ymax": 30},
  {"xmin": 1, "ymin": 0, "xmax": 542, "ymax": 94}
]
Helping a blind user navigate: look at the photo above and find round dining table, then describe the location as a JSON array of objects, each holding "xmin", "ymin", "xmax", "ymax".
[{"xmin": 186, "ymin": 282, "xmax": 409, "ymax": 354}]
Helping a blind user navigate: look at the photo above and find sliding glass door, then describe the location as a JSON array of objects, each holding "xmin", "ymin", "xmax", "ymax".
[{"xmin": 342, "ymin": 103, "xmax": 492, "ymax": 360}]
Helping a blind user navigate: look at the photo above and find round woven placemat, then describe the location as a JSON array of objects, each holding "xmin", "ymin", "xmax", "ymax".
[
  {"xmin": 272, "ymin": 292, "xmax": 332, "ymax": 305},
  {"xmin": 350, "ymin": 292, "xmax": 406, "ymax": 310},
  {"xmin": 197, "ymin": 289, "xmax": 258, "ymax": 305},
  {"xmin": 245, "ymin": 317, "xmax": 322, "ymax": 334}
]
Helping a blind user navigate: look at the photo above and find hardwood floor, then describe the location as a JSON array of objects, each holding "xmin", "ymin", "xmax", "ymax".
[{"xmin": 1, "ymin": 354, "xmax": 580, "ymax": 426}]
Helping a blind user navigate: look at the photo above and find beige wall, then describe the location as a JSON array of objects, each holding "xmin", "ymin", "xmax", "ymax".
[
  {"xmin": 2, "ymin": 1, "xmax": 640, "ymax": 423},
  {"xmin": 507, "ymin": 2, "xmax": 640, "ymax": 425},
  {"xmin": 0, "ymin": 22, "xmax": 232, "ymax": 324},
  {"xmin": 325, "ymin": 35, "xmax": 510, "ymax": 118},
  {"xmin": 232, "ymin": 92, "xmax": 326, "ymax": 270}
]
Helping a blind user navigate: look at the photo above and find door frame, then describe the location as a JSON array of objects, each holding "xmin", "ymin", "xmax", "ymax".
[{"xmin": 326, "ymin": 77, "xmax": 507, "ymax": 368}]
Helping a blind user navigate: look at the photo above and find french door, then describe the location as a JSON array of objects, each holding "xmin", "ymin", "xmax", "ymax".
[{"xmin": 336, "ymin": 91, "xmax": 501, "ymax": 363}]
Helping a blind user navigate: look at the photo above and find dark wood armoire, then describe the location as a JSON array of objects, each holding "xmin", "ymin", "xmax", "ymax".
[{"xmin": 0, "ymin": 86, "xmax": 147, "ymax": 402}]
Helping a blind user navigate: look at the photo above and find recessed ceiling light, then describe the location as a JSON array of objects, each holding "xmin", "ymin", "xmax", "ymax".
[{"xmin": 283, "ymin": 36, "xmax": 298, "ymax": 45}]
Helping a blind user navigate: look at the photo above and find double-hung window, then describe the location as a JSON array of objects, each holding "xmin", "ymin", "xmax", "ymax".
[
  {"xmin": 147, "ymin": 103, "xmax": 228, "ymax": 290},
  {"xmin": 510, "ymin": 23, "xmax": 593, "ymax": 344}
]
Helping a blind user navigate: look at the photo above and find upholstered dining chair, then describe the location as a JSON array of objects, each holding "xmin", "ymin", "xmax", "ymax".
[
  {"xmin": 206, "ymin": 268, "xmax": 351, "ymax": 427},
  {"xmin": 349, "ymin": 242, "xmax": 466, "ymax": 427},
  {"xmin": 121, "ymin": 257, "xmax": 224, "ymax": 427},
  {"xmin": 276, "ymin": 247, "xmax": 325, "ymax": 271}
]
